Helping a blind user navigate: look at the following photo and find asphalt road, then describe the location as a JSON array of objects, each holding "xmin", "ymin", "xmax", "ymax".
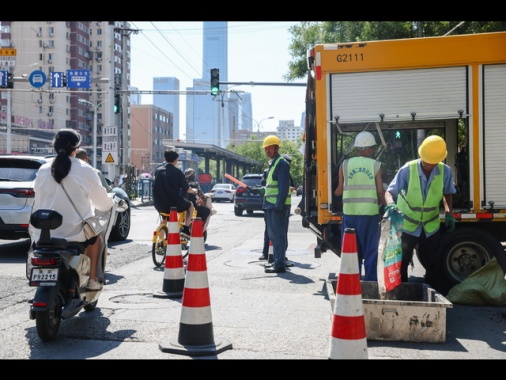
[{"xmin": 0, "ymin": 197, "xmax": 505, "ymax": 360}]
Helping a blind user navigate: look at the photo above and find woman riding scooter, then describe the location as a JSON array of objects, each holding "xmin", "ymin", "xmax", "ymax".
[{"xmin": 30, "ymin": 129, "xmax": 114, "ymax": 291}]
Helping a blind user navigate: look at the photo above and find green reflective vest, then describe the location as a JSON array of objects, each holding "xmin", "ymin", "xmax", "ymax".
[
  {"xmin": 397, "ymin": 160, "xmax": 444, "ymax": 234},
  {"xmin": 265, "ymin": 157, "xmax": 291, "ymax": 206},
  {"xmin": 342, "ymin": 156, "xmax": 380, "ymax": 215}
]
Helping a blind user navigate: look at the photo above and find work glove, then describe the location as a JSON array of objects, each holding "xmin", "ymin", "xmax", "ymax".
[
  {"xmin": 445, "ymin": 213, "xmax": 456, "ymax": 232},
  {"xmin": 383, "ymin": 203, "xmax": 399, "ymax": 218}
]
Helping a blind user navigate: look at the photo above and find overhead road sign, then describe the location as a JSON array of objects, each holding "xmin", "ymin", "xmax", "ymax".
[
  {"xmin": 0, "ymin": 70, "xmax": 7, "ymax": 87},
  {"xmin": 0, "ymin": 49, "xmax": 17, "ymax": 68},
  {"xmin": 0, "ymin": 48, "xmax": 16, "ymax": 56},
  {"xmin": 67, "ymin": 69, "xmax": 91, "ymax": 89},
  {"xmin": 50, "ymin": 72, "xmax": 65, "ymax": 88},
  {"xmin": 29, "ymin": 70, "xmax": 47, "ymax": 88}
]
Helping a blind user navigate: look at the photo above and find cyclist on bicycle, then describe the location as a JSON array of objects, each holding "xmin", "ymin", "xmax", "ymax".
[
  {"xmin": 153, "ymin": 150, "xmax": 196, "ymax": 239},
  {"xmin": 185, "ymin": 168, "xmax": 212, "ymax": 232}
]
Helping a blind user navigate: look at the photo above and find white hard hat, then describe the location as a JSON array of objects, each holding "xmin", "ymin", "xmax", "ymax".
[{"xmin": 354, "ymin": 131, "xmax": 377, "ymax": 148}]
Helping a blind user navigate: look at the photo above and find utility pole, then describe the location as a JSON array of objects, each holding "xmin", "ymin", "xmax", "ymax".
[{"xmin": 114, "ymin": 23, "xmax": 140, "ymax": 175}]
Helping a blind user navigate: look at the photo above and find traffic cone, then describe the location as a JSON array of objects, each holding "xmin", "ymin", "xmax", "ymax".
[
  {"xmin": 153, "ymin": 207, "xmax": 185, "ymax": 299},
  {"xmin": 328, "ymin": 227, "xmax": 368, "ymax": 359},
  {"xmin": 159, "ymin": 218, "xmax": 232, "ymax": 356}
]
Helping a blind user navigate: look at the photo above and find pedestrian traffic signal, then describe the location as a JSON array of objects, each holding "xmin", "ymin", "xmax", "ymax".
[
  {"xmin": 114, "ymin": 94, "xmax": 121, "ymax": 114},
  {"xmin": 395, "ymin": 130, "xmax": 401, "ymax": 139},
  {"xmin": 210, "ymin": 68, "xmax": 219, "ymax": 96}
]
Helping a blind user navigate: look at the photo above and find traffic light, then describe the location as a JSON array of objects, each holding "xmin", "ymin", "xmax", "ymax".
[
  {"xmin": 392, "ymin": 131, "xmax": 402, "ymax": 153},
  {"xmin": 114, "ymin": 94, "xmax": 121, "ymax": 114},
  {"xmin": 7, "ymin": 73, "xmax": 13, "ymax": 89},
  {"xmin": 210, "ymin": 68, "xmax": 219, "ymax": 95}
]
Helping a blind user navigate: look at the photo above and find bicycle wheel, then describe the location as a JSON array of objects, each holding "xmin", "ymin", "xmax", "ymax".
[{"xmin": 152, "ymin": 225, "xmax": 168, "ymax": 267}]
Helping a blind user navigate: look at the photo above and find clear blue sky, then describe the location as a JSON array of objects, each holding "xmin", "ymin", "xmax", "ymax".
[{"xmin": 129, "ymin": 21, "xmax": 307, "ymax": 138}]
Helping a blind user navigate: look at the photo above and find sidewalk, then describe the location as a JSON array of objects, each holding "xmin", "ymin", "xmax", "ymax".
[{"xmin": 130, "ymin": 196, "xmax": 153, "ymax": 208}]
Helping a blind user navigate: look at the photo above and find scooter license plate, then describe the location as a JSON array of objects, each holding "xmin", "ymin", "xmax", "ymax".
[{"xmin": 30, "ymin": 268, "xmax": 59, "ymax": 284}]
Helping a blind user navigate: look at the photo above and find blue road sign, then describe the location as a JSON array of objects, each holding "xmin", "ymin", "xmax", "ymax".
[
  {"xmin": 67, "ymin": 69, "xmax": 91, "ymax": 89},
  {"xmin": 0, "ymin": 70, "xmax": 7, "ymax": 87},
  {"xmin": 50, "ymin": 72, "xmax": 65, "ymax": 88},
  {"xmin": 29, "ymin": 70, "xmax": 46, "ymax": 88}
]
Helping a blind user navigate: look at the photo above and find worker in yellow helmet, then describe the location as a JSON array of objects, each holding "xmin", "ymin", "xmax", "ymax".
[
  {"xmin": 261, "ymin": 135, "xmax": 291, "ymax": 274},
  {"xmin": 385, "ymin": 135, "xmax": 456, "ymax": 293}
]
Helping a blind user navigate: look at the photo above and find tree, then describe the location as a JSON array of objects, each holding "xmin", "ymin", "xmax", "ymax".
[{"xmin": 286, "ymin": 21, "xmax": 506, "ymax": 80}]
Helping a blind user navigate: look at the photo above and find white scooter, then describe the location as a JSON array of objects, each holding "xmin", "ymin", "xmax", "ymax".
[{"xmin": 27, "ymin": 196, "xmax": 127, "ymax": 342}]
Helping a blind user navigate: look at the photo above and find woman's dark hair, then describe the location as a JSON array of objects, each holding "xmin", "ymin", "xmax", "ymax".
[{"xmin": 51, "ymin": 128, "xmax": 81, "ymax": 183}]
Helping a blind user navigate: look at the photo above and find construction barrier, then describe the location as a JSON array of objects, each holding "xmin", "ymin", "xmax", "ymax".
[
  {"xmin": 159, "ymin": 218, "xmax": 232, "ymax": 356},
  {"xmin": 328, "ymin": 227, "xmax": 368, "ymax": 359},
  {"xmin": 153, "ymin": 207, "xmax": 185, "ymax": 298}
]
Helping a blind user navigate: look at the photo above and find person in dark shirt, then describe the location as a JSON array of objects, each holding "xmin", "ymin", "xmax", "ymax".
[{"xmin": 153, "ymin": 150, "xmax": 196, "ymax": 239}]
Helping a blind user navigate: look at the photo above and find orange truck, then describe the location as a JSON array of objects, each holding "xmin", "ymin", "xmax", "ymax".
[{"xmin": 299, "ymin": 31, "xmax": 506, "ymax": 291}]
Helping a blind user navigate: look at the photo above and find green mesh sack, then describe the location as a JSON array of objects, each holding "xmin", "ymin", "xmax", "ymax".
[{"xmin": 446, "ymin": 258, "xmax": 506, "ymax": 306}]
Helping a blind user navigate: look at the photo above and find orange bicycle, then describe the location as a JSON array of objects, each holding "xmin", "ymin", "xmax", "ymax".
[
  {"xmin": 151, "ymin": 212, "xmax": 170, "ymax": 267},
  {"xmin": 152, "ymin": 209, "xmax": 198, "ymax": 268}
]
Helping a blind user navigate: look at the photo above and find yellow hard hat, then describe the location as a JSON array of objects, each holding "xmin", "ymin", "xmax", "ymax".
[
  {"xmin": 418, "ymin": 135, "xmax": 447, "ymax": 164},
  {"xmin": 263, "ymin": 135, "xmax": 281, "ymax": 148}
]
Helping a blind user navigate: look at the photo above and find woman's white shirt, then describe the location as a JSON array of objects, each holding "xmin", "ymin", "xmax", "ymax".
[{"xmin": 30, "ymin": 157, "xmax": 114, "ymax": 242}]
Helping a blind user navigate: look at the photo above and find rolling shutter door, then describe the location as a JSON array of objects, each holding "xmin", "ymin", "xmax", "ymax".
[
  {"xmin": 484, "ymin": 64, "xmax": 506, "ymax": 207},
  {"xmin": 330, "ymin": 67, "xmax": 467, "ymax": 124}
]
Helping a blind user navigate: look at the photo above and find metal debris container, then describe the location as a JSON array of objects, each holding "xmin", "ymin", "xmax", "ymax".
[{"xmin": 327, "ymin": 274, "xmax": 453, "ymax": 343}]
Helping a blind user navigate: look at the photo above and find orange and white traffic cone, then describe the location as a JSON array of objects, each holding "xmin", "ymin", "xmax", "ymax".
[
  {"xmin": 153, "ymin": 207, "xmax": 185, "ymax": 299},
  {"xmin": 159, "ymin": 218, "xmax": 232, "ymax": 356},
  {"xmin": 328, "ymin": 227, "xmax": 368, "ymax": 359}
]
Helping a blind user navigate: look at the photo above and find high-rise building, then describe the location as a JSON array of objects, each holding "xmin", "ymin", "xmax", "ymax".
[
  {"xmin": 129, "ymin": 86, "xmax": 141, "ymax": 105},
  {"xmin": 187, "ymin": 22, "xmax": 228, "ymax": 147},
  {"xmin": 153, "ymin": 77, "xmax": 180, "ymax": 139},
  {"xmin": 184, "ymin": 22, "xmax": 253, "ymax": 148},
  {"xmin": 0, "ymin": 21, "xmax": 131, "ymax": 179}
]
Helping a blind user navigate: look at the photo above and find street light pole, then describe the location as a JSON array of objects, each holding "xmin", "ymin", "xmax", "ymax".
[
  {"xmin": 78, "ymin": 98, "xmax": 104, "ymax": 168},
  {"xmin": 254, "ymin": 116, "xmax": 274, "ymax": 133},
  {"xmin": 6, "ymin": 90, "xmax": 11, "ymax": 154}
]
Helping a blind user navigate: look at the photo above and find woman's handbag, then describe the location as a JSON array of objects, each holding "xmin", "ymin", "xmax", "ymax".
[
  {"xmin": 82, "ymin": 216, "xmax": 103, "ymax": 240},
  {"xmin": 61, "ymin": 183, "xmax": 103, "ymax": 240}
]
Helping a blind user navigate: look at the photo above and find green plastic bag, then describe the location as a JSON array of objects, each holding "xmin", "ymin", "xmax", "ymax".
[{"xmin": 446, "ymin": 258, "xmax": 506, "ymax": 306}]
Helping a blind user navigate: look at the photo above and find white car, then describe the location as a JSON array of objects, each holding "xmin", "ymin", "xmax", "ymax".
[
  {"xmin": 210, "ymin": 183, "xmax": 236, "ymax": 202},
  {"xmin": 0, "ymin": 155, "xmax": 131, "ymax": 242}
]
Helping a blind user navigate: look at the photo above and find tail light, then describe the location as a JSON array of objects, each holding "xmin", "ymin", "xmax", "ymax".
[
  {"xmin": 0, "ymin": 188, "xmax": 35, "ymax": 198},
  {"xmin": 235, "ymin": 186, "xmax": 246, "ymax": 196},
  {"xmin": 31, "ymin": 256, "xmax": 61, "ymax": 267}
]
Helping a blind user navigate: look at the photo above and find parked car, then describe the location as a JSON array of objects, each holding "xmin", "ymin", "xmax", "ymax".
[
  {"xmin": 0, "ymin": 155, "xmax": 131, "ymax": 242},
  {"xmin": 234, "ymin": 173, "xmax": 264, "ymax": 216},
  {"xmin": 296, "ymin": 185, "xmax": 303, "ymax": 196},
  {"xmin": 210, "ymin": 183, "xmax": 236, "ymax": 202}
]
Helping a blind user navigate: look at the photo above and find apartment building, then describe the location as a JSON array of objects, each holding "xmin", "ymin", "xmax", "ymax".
[{"xmin": 0, "ymin": 21, "xmax": 131, "ymax": 179}]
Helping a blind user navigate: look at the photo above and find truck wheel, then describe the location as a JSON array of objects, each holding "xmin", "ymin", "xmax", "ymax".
[{"xmin": 438, "ymin": 228, "xmax": 503, "ymax": 289}]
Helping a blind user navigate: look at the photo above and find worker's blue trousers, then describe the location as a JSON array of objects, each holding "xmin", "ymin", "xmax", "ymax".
[{"xmin": 340, "ymin": 214, "xmax": 381, "ymax": 281}]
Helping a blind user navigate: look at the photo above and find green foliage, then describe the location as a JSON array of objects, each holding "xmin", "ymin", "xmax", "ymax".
[{"xmin": 286, "ymin": 21, "xmax": 506, "ymax": 80}]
